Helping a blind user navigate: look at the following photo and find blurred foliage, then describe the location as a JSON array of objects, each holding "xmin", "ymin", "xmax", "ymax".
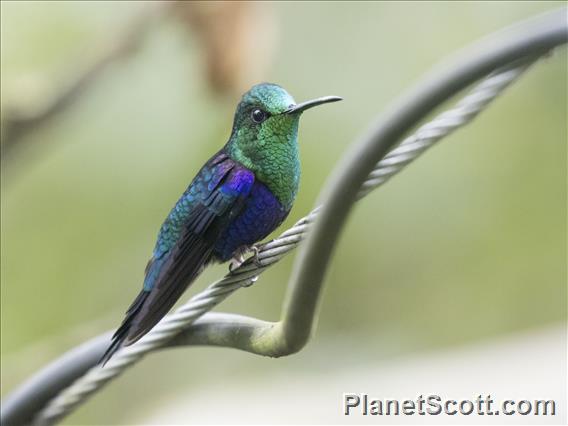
[{"xmin": 1, "ymin": 2, "xmax": 565, "ymax": 424}]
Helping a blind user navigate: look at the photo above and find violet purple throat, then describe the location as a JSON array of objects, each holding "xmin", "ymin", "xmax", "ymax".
[{"xmin": 101, "ymin": 83, "xmax": 341, "ymax": 364}]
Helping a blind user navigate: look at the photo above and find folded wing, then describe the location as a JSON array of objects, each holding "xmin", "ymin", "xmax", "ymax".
[{"xmin": 100, "ymin": 153, "xmax": 254, "ymax": 364}]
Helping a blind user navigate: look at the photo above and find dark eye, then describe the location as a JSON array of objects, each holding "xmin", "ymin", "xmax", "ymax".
[{"xmin": 251, "ymin": 108, "xmax": 267, "ymax": 123}]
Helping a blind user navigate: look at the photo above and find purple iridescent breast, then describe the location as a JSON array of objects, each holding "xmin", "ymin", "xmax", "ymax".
[{"xmin": 213, "ymin": 181, "xmax": 289, "ymax": 261}]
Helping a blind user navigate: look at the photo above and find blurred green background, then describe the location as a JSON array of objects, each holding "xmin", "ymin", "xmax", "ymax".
[{"xmin": 1, "ymin": 2, "xmax": 566, "ymax": 424}]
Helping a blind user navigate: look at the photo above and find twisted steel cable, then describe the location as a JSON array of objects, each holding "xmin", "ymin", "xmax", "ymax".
[
  {"xmin": 34, "ymin": 59, "xmax": 536, "ymax": 425},
  {"xmin": 356, "ymin": 62, "xmax": 532, "ymax": 199}
]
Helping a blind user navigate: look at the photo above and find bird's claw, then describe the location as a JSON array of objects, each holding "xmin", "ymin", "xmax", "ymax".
[{"xmin": 249, "ymin": 244, "xmax": 264, "ymax": 268}]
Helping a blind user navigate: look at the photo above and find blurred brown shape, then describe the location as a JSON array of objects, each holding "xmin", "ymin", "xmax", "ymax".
[
  {"xmin": 174, "ymin": 1, "xmax": 277, "ymax": 96},
  {"xmin": 0, "ymin": 2, "xmax": 277, "ymax": 164}
]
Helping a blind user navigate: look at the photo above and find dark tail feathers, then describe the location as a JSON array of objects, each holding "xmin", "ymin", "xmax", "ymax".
[{"xmin": 99, "ymin": 290, "xmax": 149, "ymax": 366}]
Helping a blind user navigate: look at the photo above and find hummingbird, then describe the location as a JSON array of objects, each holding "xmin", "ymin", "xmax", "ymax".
[{"xmin": 100, "ymin": 83, "xmax": 341, "ymax": 364}]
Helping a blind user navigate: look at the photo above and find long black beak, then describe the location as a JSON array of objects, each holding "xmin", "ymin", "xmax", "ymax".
[{"xmin": 285, "ymin": 95, "xmax": 342, "ymax": 114}]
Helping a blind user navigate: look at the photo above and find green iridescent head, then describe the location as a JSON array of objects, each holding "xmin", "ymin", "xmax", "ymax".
[{"xmin": 226, "ymin": 83, "xmax": 341, "ymax": 207}]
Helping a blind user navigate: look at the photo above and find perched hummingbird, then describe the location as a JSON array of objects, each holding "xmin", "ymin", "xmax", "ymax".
[{"xmin": 101, "ymin": 83, "xmax": 341, "ymax": 364}]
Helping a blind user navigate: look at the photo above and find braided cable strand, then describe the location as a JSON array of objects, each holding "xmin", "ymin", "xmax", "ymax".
[
  {"xmin": 34, "ymin": 59, "xmax": 536, "ymax": 425},
  {"xmin": 357, "ymin": 62, "xmax": 531, "ymax": 198}
]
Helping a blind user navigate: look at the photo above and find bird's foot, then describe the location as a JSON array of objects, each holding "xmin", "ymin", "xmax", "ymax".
[
  {"xmin": 229, "ymin": 251, "xmax": 246, "ymax": 272},
  {"xmin": 228, "ymin": 244, "xmax": 264, "ymax": 273}
]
